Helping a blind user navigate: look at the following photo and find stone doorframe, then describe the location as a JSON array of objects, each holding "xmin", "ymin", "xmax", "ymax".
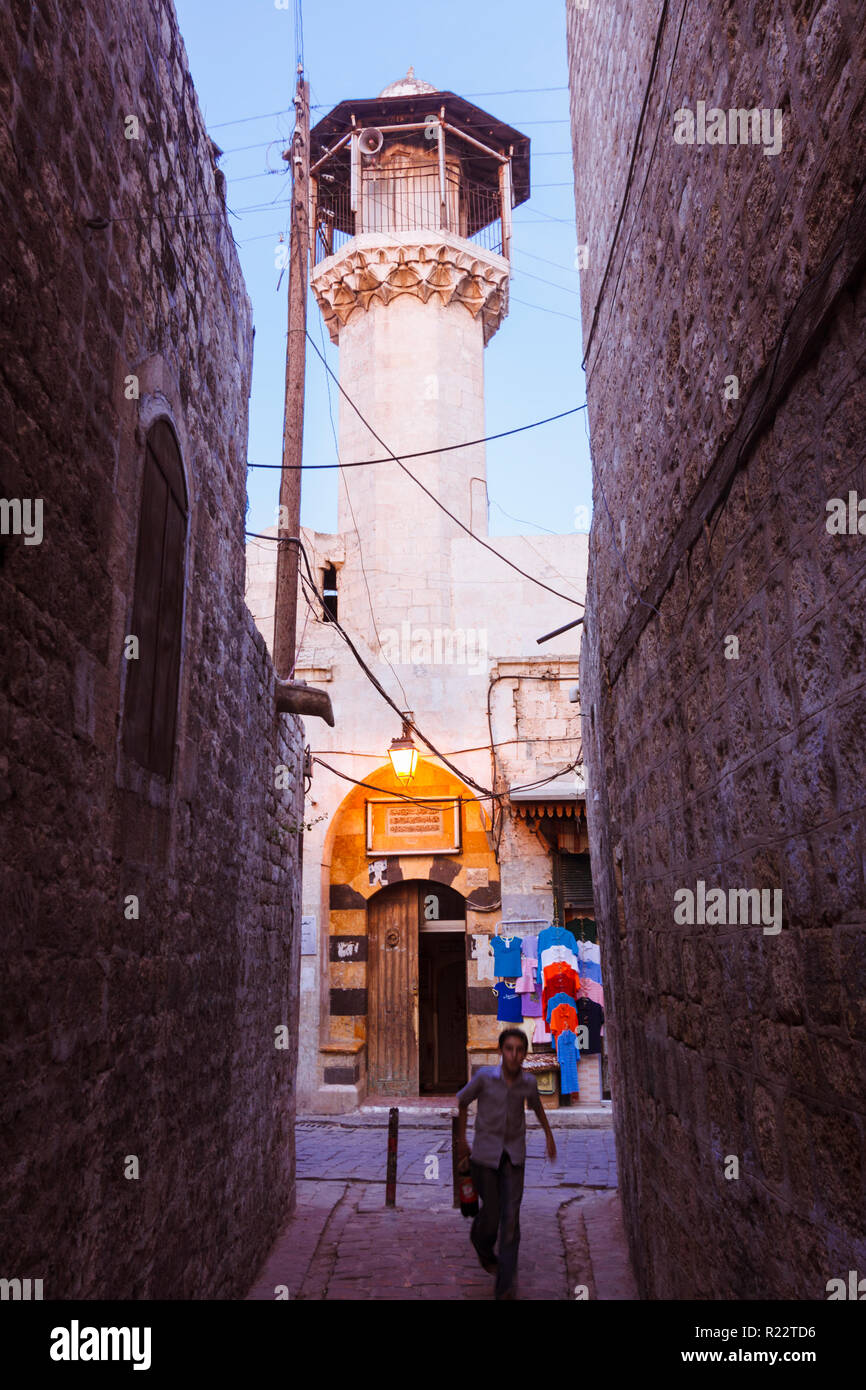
[{"xmin": 314, "ymin": 764, "xmax": 500, "ymax": 1108}]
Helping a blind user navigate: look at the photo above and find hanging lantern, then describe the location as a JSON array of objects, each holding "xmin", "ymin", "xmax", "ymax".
[{"xmin": 388, "ymin": 720, "xmax": 419, "ymax": 786}]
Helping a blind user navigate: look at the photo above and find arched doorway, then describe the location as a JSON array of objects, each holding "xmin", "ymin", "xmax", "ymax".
[{"xmin": 367, "ymin": 881, "xmax": 467, "ymax": 1095}]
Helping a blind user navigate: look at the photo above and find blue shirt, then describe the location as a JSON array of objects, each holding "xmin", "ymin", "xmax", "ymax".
[
  {"xmin": 493, "ymin": 982, "xmax": 522, "ymax": 1021},
  {"xmin": 557, "ymin": 1030, "xmax": 580, "ymax": 1095},
  {"xmin": 491, "ymin": 935, "xmax": 522, "ymax": 977},
  {"xmin": 545, "ymin": 990, "xmax": 577, "ymax": 1026}
]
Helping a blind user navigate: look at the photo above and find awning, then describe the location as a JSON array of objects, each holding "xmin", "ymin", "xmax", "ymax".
[{"xmin": 509, "ymin": 772, "xmax": 586, "ymax": 818}]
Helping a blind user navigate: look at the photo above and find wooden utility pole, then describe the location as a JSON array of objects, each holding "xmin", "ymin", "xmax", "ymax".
[{"xmin": 273, "ymin": 64, "xmax": 310, "ymax": 679}]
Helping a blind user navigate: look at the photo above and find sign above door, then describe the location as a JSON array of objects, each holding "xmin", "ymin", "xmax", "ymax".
[{"xmin": 366, "ymin": 797, "xmax": 462, "ymax": 857}]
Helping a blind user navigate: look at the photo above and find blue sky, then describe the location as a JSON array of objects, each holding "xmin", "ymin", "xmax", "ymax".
[{"xmin": 174, "ymin": 0, "xmax": 592, "ymax": 538}]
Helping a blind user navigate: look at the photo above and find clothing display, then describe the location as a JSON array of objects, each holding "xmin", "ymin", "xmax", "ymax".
[
  {"xmin": 536, "ymin": 927, "xmax": 581, "ymax": 1049},
  {"xmin": 549, "ymin": 1001, "xmax": 578, "ymax": 1039},
  {"xmin": 519, "ymin": 989, "xmax": 543, "ymax": 1017},
  {"xmin": 556, "ymin": 1030, "xmax": 580, "ymax": 1094},
  {"xmin": 541, "ymin": 968, "xmax": 578, "ymax": 1016},
  {"xmin": 544, "ymin": 990, "xmax": 577, "ymax": 1023},
  {"xmin": 471, "ymin": 933, "xmax": 495, "ymax": 982},
  {"xmin": 515, "ymin": 941, "xmax": 537, "ymax": 994},
  {"xmin": 576, "ymin": 997, "xmax": 604, "ymax": 1053},
  {"xmin": 536, "ymin": 926, "xmax": 580, "ymax": 993},
  {"xmin": 538, "ymin": 944, "xmax": 580, "ymax": 978},
  {"xmin": 533, "ymin": 1016, "xmax": 552, "ymax": 1044},
  {"xmin": 579, "ymin": 975, "xmax": 604, "ymax": 1006},
  {"xmin": 491, "ymin": 934, "xmax": 523, "ymax": 978},
  {"xmin": 493, "ymin": 981, "xmax": 522, "ymax": 1022},
  {"xmin": 577, "ymin": 940, "xmax": 602, "ymax": 983}
]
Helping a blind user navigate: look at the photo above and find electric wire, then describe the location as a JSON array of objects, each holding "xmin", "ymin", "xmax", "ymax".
[
  {"xmin": 309, "ymin": 733, "xmax": 583, "ymax": 758},
  {"xmin": 579, "ymin": 0, "xmax": 678, "ymax": 372},
  {"xmin": 305, "ymin": 333, "xmax": 585, "ymax": 609},
  {"xmin": 286, "ymin": 537, "xmax": 496, "ymax": 797},
  {"xmin": 249, "ymin": 530, "xmax": 583, "ymax": 805},
  {"xmin": 210, "ymin": 85, "xmax": 571, "ymax": 131},
  {"xmin": 315, "ymin": 308, "xmax": 411, "ymax": 706},
  {"xmin": 247, "ymin": 404, "xmax": 586, "ymax": 469}
]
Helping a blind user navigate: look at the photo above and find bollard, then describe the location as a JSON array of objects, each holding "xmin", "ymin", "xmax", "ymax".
[
  {"xmin": 385, "ymin": 1106, "xmax": 398, "ymax": 1207},
  {"xmin": 451, "ymin": 1113, "xmax": 460, "ymax": 1207}
]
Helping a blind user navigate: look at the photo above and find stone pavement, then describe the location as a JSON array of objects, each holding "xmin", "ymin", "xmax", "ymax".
[{"xmin": 246, "ymin": 1117, "xmax": 637, "ymax": 1301}]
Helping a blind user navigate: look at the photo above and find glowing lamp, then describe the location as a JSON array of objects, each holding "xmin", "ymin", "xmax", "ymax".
[{"xmin": 388, "ymin": 721, "xmax": 419, "ymax": 785}]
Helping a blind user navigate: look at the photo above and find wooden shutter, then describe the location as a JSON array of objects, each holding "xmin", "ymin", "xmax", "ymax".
[{"xmin": 122, "ymin": 421, "xmax": 187, "ymax": 777}]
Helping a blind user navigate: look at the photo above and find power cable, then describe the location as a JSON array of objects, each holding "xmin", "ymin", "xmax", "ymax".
[
  {"xmin": 284, "ymin": 535, "xmax": 496, "ymax": 796},
  {"xmin": 516, "ymin": 247, "xmax": 580, "ymax": 276},
  {"xmin": 515, "ymin": 267, "xmax": 580, "ymax": 296},
  {"xmin": 307, "ymin": 85, "xmax": 569, "ymax": 110},
  {"xmin": 209, "ymin": 108, "xmax": 291, "ymax": 130},
  {"xmin": 309, "ymin": 734, "xmax": 584, "ymax": 758},
  {"xmin": 256, "ymin": 531, "xmax": 584, "ymax": 805},
  {"xmin": 247, "ymin": 404, "xmax": 586, "ymax": 469},
  {"xmin": 294, "ymin": 0, "xmax": 305, "ymax": 73},
  {"xmin": 315, "ymin": 309, "xmax": 411, "ymax": 707},
  {"xmin": 489, "ymin": 499, "xmax": 557, "ymax": 535},
  {"xmin": 312, "ymin": 756, "xmax": 493, "ymax": 805},
  {"xmin": 305, "ymin": 333, "xmax": 584, "ymax": 608},
  {"xmin": 586, "ymin": 0, "xmax": 689, "ymax": 388},
  {"xmin": 579, "ymin": 0, "xmax": 678, "ymax": 372},
  {"xmin": 511, "ymin": 296, "xmax": 581, "ymax": 322}
]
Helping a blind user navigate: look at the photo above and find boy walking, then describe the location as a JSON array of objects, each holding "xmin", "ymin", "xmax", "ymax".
[{"xmin": 456, "ymin": 1028, "xmax": 557, "ymax": 1299}]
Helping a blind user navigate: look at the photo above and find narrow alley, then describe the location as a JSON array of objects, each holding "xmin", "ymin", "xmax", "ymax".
[
  {"xmin": 247, "ymin": 1115, "xmax": 629, "ymax": 1301},
  {"xmin": 2, "ymin": 0, "xmax": 865, "ymax": 1371}
]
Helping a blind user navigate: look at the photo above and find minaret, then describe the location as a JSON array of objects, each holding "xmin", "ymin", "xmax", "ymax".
[{"xmin": 309, "ymin": 72, "xmax": 529, "ymax": 634}]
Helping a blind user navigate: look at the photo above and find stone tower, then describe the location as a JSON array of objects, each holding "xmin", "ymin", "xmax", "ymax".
[{"xmin": 309, "ymin": 71, "xmax": 530, "ymax": 635}]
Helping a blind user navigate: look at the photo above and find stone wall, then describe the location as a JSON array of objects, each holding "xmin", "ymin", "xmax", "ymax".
[
  {"xmin": 567, "ymin": 0, "xmax": 866, "ymax": 1297},
  {"xmin": 0, "ymin": 0, "xmax": 303, "ymax": 1297}
]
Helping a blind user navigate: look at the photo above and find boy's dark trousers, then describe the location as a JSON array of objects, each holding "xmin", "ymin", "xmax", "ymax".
[{"xmin": 470, "ymin": 1153, "xmax": 525, "ymax": 1296}]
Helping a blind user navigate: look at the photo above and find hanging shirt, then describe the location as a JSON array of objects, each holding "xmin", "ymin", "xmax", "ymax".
[
  {"xmin": 577, "ymin": 940, "xmax": 602, "ymax": 984},
  {"xmin": 490, "ymin": 934, "xmax": 523, "ymax": 978},
  {"xmin": 549, "ymin": 1001, "xmax": 579, "ymax": 1041},
  {"xmin": 557, "ymin": 1030, "xmax": 580, "ymax": 1095},
  {"xmin": 541, "ymin": 969, "xmax": 578, "ymax": 1016},
  {"xmin": 493, "ymin": 981, "xmax": 522, "ymax": 1022},
  {"xmin": 545, "ymin": 990, "xmax": 578, "ymax": 1025},
  {"xmin": 579, "ymin": 976, "xmax": 605, "ymax": 1006},
  {"xmin": 576, "ymin": 998, "xmax": 604, "ymax": 1053},
  {"xmin": 520, "ymin": 989, "xmax": 543, "ymax": 1017},
  {"xmin": 471, "ymin": 933, "xmax": 495, "ymax": 982},
  {"xmin": 515, "ymin": 939, "xmax": 537, "ymax": 993},
  {"xmin": 542, "ymin": 962, "xmax": 579, "ymax": 988},
  {"xmin": 537, "ymin": 926, "xmax": 580, "ymax": 992},
  {"xmin": 533, "ymin": 1016, "xmax": 552, "ymax": 1045}
]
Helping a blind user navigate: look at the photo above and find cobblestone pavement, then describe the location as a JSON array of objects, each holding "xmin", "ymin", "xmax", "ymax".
[{"xmin": 246, "ymin": 1120, "xmax": 635, "ymax": 1301}]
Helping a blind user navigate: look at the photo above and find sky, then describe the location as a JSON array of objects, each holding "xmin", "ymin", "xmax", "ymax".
[{"xmin": 174, "ymin": 0, "xmax": 593, "ymax": 539}]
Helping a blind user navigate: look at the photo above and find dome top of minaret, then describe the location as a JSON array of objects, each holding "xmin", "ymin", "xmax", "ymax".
[{"xmin": 378, "ymin": 67, "xmax": 439, "ymax": 98}]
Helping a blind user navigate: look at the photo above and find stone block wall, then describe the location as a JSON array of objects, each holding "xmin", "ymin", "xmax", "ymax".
[
  {"xmin": 0, "ymin": 0, "xmax": 303, "ymax": 1297},
  {"xmin": 567, "ymin": 0, "xmax": 866, "ymax": 1297}
]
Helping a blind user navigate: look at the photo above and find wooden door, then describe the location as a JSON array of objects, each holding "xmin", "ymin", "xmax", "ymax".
[{"xmin": 367, "ymin": 882, "xmax": 420, "ymax": 1094}]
